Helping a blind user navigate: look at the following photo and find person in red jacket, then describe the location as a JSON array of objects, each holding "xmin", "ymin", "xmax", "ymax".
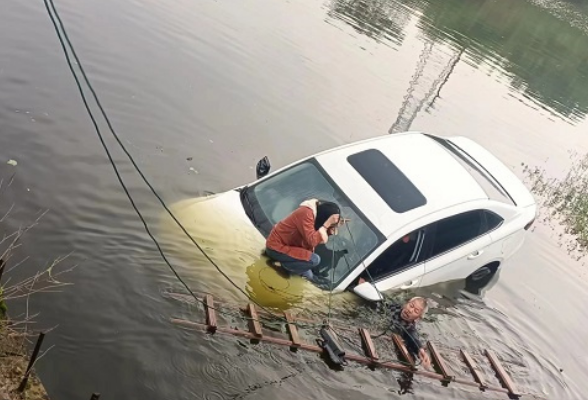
[{"xmin": 265, "ymin": 199, "xmax": 341, "ymax": 281}]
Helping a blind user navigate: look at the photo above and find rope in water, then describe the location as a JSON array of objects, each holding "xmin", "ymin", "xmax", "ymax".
[
  {"xmin": 41, "ymin": 0, "xmax": 319, "ymax": 326},
  {"xmin": 326, "ymin": 239, "xmax": 337, "ymax": 324}
]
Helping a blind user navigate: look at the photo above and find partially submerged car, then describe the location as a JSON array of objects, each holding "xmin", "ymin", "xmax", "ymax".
[{"xmin": 164, "ymin": 132, "xmax": 536, "ymax": 305}]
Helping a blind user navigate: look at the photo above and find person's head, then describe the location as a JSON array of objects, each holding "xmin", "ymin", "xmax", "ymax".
[
  {"xmin": 402, "ymin": 232, "xmax": 417, "ymax": 243},
  {"xmin": 400, "ymin": 297, "xmax": 428, "ymax": 322},
  {"xmin": 314, "ymin": 200, "xmax": 341, "ymax": 230}
]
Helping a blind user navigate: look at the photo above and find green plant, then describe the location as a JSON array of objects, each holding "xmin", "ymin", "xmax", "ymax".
[{"xmin": 523, "ymin": 151, "xmax": 588, "ymax": 258}]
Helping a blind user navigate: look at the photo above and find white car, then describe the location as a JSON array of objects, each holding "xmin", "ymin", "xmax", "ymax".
[{"xmin": 167, "ymin": 132, "xmax": 536, "ymax": 303}]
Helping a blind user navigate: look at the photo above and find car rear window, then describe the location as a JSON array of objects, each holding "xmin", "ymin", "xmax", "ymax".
[
  {"xmin": 347, "ymin": 149, "xmax": 426, "ymax": 213},
  {"xmin": 426, "ymin": 135, "xmax": 515, "ymax": 205}
]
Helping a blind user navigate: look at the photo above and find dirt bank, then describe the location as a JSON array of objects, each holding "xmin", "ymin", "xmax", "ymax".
[{"xmin": 0, "ymin": 323, "xmax": 48, "ymax": 400}]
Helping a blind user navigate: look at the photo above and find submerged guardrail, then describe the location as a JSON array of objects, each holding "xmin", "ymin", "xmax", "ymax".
[{"xmin": 171, "ymin": 294, "xmax": 546, "ymax": 400}]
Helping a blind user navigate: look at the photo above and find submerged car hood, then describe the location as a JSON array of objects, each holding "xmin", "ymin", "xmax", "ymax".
[{"xmin": 158, "ymin": 190, "xmax": 353, "ymax": 310}]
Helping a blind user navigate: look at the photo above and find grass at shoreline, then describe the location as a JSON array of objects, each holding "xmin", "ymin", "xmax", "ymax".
[{"xmin": 523, "ymin": 152, "xmax": 588, "ymax": 259}]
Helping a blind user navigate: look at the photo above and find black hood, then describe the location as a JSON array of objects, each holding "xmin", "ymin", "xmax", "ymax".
[{"xmin": 314, "ymin": 200, "xmax": 341, "ymax": 230}]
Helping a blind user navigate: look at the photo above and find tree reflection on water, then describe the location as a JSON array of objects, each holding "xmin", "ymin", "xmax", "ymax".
[{"xmin": 327, "ymin": 0, "xmax": 588, "ymax": 123}]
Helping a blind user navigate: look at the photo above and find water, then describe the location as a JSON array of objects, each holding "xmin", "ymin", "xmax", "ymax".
[{"xmin": 1, "ymin": 0, "xmax": 587, "ymax": 398}]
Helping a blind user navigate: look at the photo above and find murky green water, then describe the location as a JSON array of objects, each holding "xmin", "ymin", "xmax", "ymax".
[{"xmin": 0, "ymin": 0, "xmax": 587, "ymax": 398}]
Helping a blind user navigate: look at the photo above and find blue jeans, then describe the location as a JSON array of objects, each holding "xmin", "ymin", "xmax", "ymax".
[{"xmin": 265, "ymin": 248, "xmax": 321, "ymax": 280}]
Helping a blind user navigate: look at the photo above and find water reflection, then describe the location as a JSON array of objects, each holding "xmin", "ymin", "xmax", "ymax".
[
  {"xmin": 328, "ymin": 0, "xmax": 588, "ymax": 123},
  {"xmin": 420, "ymin": 0, "xmax": 588, "ymax": 122},
  {"xmin": 390, "ymin": 39, "xmax": 464, "ymax": 133},
  {"xmin": 325, "ymin": 0, "xmax": 417, "ymax": 46}
]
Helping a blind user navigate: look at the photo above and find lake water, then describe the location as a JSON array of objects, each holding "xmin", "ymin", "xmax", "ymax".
[{"xmin": 1, "ymin": 0, "xmax": 587, "ymax": 399}]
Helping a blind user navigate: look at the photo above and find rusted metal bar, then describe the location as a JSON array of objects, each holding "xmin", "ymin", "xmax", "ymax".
[
  {"xmin": 17, "ymin": 331, "xmax": 46, "ymax": 392},
  {"xmin": 170, "ymin": 318, "xmax": 532, "ymax": 398},
  {"xmin": 174, "ymin": 318, "xmax": 319, "ymax": 350},
  {"xmin": 392, "ymin": 334, "xmax": 415, "ymax": 368},
  {"xmin": 284, "ymin": 312, "xmax": 301, "ymax": 350},
  {"xmin": 204, "ymin": 295, "xmax": 217, "ymax": 333},
  {"xmin": 90, "ymin": 393, "xmax": 101, "ymax": 400},
  {"xmin": 359, "ymin": 328, "xmax": 378, "ymax": 361},
  {"xmin": 246, "ymin": 303, "xmax": 262, "ymax": 342},
  {"xmin": 461, "ymin": 349, "xmax": 487, "ymax": 390},
  {"xmin": 452, "ymin": 375, "xmax": 507, "ymax": 394},
  {"xmin": 485, "ymin": 349, "xmax": 520, "ymax": 398},
  {"xmin": 216, "ymin": 297, "xmax": 352, "ymax": 331},
  {"xmin": 427, "ymin": 341, "xmax": 452, "ymax": 385}
]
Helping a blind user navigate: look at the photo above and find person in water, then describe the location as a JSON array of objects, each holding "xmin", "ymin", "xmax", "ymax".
[
  {"xmin": 265, "ymin": 199, "xmax": 341, "ymax": 281},
  {"xmin": 389, "ymin": 297, "xmax": 431, "ymax": 369}
]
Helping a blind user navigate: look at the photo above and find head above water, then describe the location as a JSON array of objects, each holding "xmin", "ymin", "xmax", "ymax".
[
  {"xmin": 314, "ymin": 200, "xmax": 341, "ymax": 230},
  {"xmin": 400, "ymin": 297, "xmax": 428, "ymax": 322},
  {"xmin": 402, "ymin": 231, "xmax": 418, "ymax": 243}
]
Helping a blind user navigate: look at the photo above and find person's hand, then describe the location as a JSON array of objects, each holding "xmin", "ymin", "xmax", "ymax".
[
  {"xmin": 327, "ymin": 227, "xmax": 338, "ymax": 236},
  {"xmin": 418, "ymin": 348, "xmax": 431, "ymax": 370},
  {"xmin": 324, "ymin": 214, "xmax": 340, "ymax": 229}
]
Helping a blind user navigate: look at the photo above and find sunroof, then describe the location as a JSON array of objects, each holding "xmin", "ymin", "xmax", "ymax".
[{"xmin": 347, "ymin": 149, "xmax": 426, "ymax": 213}]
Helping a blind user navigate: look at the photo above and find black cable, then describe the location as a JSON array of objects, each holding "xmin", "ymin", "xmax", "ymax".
[
  {"xmin": 43, "ymin": 0, "xmax": 291, "ymax": 321},
  {"xmin": 326, "ymin": 236, "xmax": 337, "ymax": 324},
  {"xmin": 41, "ymin": 0, "xmax": 250, "ymax": 322},
  {"xmin": 344, "ymin": 223, "xmax": 384, "ymax": 301},
  {"xmin": 344, "ymin": 224, "xmax": 424, "ymax": 358},
  {"xmin": 43, "ymin": 0, "xmax": 385, "ymax": 334}
]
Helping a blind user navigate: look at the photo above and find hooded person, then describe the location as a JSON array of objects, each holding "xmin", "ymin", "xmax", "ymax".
[
  {"xmin": 265, "ymin": 199, "xmax": 341, "ymax": 281},
  {"xmin": 314, "ymin": 201, "xmax": 341, "ymax": 231}
]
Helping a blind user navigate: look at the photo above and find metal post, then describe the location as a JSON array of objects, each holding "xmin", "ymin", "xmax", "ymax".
[
  {"xmin": 17, "ymin": 332, "xmax": 46, "ymax": 392},
  {"xmin": 0, "ymin": 259, "xmax": 5, "ymax": 284},
  {"xmin": 90, "ymin": 393, "xmax": 101, "ymax": 400}
]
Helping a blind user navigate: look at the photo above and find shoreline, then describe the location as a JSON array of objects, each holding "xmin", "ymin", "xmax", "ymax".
[{"xmin": 0, "ymin": 322, "xmax": 49, "ymax": 400}]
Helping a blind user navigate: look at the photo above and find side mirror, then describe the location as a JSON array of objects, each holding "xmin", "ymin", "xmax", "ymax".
[
  {"xmin": 352, "ymin": 282, "xmax": 384, "ymax": 302},
  {"xmin": 256, "ymin": 156, "xmax": 271, "ymax": 179}
]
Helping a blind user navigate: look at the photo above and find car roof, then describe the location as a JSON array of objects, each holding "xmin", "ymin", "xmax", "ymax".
[{"xmin": 316, "ymin": 132, "xmax": 488, "ymax": 237}]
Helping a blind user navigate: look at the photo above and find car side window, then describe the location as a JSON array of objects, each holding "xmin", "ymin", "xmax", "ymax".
[
  {"xmin": 430, "ymin": 210, "xmax": 484, "ymax": 257},
  {"xmin": 361, "ymin": 230, "xmax": 423, "ymax": 281},
  {"xmin": 483, "ymin": 210, "xmax": 504, "ymax": 231}
]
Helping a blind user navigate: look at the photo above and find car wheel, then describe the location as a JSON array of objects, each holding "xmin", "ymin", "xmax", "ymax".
[
  {"xmin": 470, "ymin": 265, "xmax": 494, "ymax": 281},
  {"xmin": 464, "ymin": 263, "xmax": 499, "ymax": 296},
  {"xmin": 466, "ymin": 263, "xmax": 499, "ymax": 284}
]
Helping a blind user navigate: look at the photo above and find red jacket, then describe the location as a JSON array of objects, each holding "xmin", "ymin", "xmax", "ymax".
[{"xmin": 266, "ymin": 199, "xmax": 329, "ymax": 261}]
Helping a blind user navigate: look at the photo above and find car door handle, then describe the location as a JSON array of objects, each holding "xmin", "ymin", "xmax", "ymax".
[
  {"xmin": 399, "ymin": 280, "xmax": 418, "ymax": 289},
  {"xmin": 467, "ymin": 250, "xmax": 484, "ymax": 260}
]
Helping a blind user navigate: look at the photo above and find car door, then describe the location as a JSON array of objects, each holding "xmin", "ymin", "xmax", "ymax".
[
  {"xmin": 420, "ymin": 210, "xmax": 502, "ymax": 287},
  {"xmin": 359, "ymin": 229, "xmax": 427, "ymax": 293}
]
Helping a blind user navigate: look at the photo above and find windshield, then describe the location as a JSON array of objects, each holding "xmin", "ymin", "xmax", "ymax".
[{"xmin": 243, "ymin": 160, "xmax": 382, "ymax": 287}]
